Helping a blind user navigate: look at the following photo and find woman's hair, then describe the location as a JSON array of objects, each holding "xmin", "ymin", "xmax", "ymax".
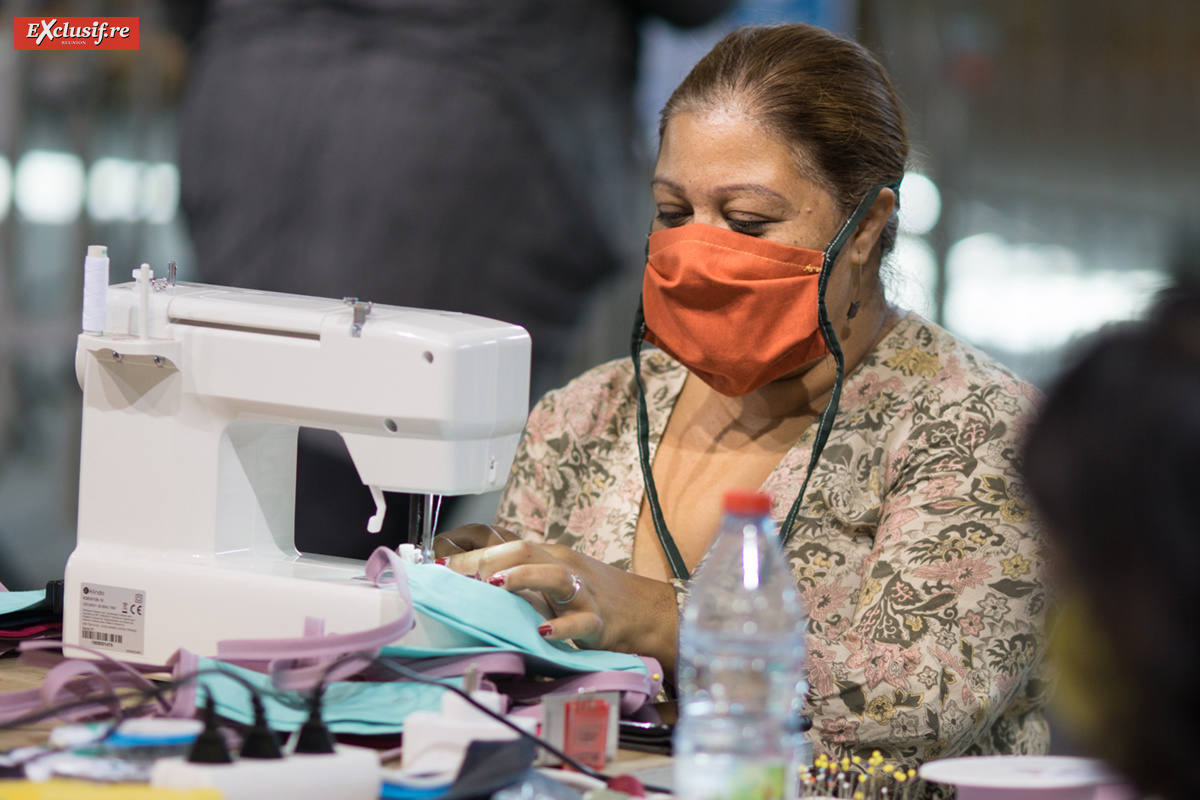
[
  {"xmin": 1022, "ymin": 285, "xmax": 1200, "ymax": 800},
  {"xmin": 660, "ymin": 24, "xmax": 909, "ymax": 258}
]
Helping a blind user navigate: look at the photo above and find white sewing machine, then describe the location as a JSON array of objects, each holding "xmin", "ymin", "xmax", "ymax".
[{"xmin": 64, "ymin": 265, "xmax": 530, "ymax": 665}]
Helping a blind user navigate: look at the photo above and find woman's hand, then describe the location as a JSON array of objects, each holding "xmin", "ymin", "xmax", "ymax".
[
  {"xmin": 432, "ymin": 530, "xmax": 680, "ymax": 675},
  {"xmin": 432, "ymin": 523, "xmax": 522, "ymax": 558}
]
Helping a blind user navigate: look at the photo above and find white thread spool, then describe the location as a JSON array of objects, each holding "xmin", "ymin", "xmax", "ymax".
[{"xmin": 81, "ymin": 245, "xmax": 109, "ymax": 334}]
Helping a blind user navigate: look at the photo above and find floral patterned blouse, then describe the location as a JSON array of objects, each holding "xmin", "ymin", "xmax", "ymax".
[{"xmin": 495, "ymin": 312, "xmax": 1051, "ymax": 768}]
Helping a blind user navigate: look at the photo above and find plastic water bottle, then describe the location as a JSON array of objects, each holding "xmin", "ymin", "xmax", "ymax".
[{"xmin": 673, "ymin": 489, "xmax": 808, "ymax": 800}]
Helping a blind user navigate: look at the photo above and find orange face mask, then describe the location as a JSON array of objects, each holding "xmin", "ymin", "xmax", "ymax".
[{"xmin": 642, "ymin": 223, "xmax": 830, "ymax": 397}]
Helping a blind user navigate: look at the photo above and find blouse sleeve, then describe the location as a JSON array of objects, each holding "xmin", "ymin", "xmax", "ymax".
[{"xmin": 802, "ymin": 401, "xmax": 1050, "ymax": 768}]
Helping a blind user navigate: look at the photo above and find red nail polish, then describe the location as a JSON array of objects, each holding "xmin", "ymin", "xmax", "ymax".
[
  {"xmin": 487, "ymin": 573, "xmax": 506, "ymax": 587},
  {"xmin": 538, "ymin": 624, "xmax": 553, "ymax": 637},
  {"xmin": 434, "ymin": 557, "xmax": 449, "ymax": 566},
  {"xmin": 471, "ymin": 571, "xmax": 482, "ymax": 581}
]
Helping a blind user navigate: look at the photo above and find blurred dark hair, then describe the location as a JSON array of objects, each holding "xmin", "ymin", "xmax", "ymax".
[
  {"xmin": 1022, "ymin": 284, "xmax": 1200, "ymax": 800},
  {"xmin": 659, "ymin": 24, "xmax": 908, "ymax": 259}
]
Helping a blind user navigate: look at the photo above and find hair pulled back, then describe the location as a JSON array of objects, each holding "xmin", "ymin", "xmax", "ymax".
[{"xmin": 660, "ymin": 24, "xmax": 909, "ymax": 257}]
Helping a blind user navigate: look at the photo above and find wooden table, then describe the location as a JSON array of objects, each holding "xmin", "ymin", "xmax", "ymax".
[{"xmin": 0, "ymin": 658, "xmax": 61, "ymax": 750}]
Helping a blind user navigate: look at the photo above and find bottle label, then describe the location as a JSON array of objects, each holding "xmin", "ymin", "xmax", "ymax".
[{"xmin": 674, "ymin": 754, "xmax": 791, "ymax": 800}]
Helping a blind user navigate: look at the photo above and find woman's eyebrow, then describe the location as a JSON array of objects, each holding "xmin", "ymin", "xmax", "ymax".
[
  {"xmin": 651, "ymin": 178, "xmax": 793, "ymax": 209},
  {"xmin": 713, "ymin": 183, "xmax": 793, "ymax": 208},
  {"xmin": 650, "ymin": 177, "xmax": 686, "ymax": 194}
]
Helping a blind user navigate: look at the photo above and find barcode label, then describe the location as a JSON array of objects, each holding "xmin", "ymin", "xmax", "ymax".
[{"xmin": 79, "ymin": 583, "xmax": 145, "ymax": 655}]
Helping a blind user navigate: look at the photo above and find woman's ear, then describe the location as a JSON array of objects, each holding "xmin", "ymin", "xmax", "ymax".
[{"xmin": 849, "ymin": 187, "xmax": 896, "ymax": 263}]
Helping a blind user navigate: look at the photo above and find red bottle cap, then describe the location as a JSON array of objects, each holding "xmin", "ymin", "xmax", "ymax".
[{"xmin": 722, "ymin": 489, "xmax": 772, "ymax": 515}]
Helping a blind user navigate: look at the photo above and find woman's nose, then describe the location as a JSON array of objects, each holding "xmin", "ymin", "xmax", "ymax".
[{"xmin": 690, "ymin": 209, "xmax": 729, "ymax": 229}]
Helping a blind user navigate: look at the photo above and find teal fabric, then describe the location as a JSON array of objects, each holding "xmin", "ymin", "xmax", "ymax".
[
  {"xmin": 388, "ymin": 563, "xmax": 650, "ymax": 676},
  {"xmin": 191, "ymin": 563, "xmax": 651, "ymax": 735},
  {"xmin": 0, "ymin": 590, "xmax": 44, "ymax": 616},
  {"xmin": 194, "ymin": 658, "xmax": 456, "ymax": 735}
]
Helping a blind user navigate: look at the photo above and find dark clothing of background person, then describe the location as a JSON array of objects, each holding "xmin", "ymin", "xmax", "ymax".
[
  {"xmin": 173, "ymin": 0, "xmax": 733, "ymax": 557},
  {"xmin": 1021, "ymin": 284, "xmax": 1200, "ymax": 800}
]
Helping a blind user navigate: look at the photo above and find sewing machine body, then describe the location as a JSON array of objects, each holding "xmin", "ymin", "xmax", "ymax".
[{"xmin": 65, "ymin": 281, "xmax": 530, "ymax": 665}]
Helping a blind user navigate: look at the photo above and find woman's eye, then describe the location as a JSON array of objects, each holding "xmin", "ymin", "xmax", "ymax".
[
  {"xmin": 655, "ymin": 209, "xmax": 689, "ymax": 227},
  {"xmin": 728, "ymin": 218, "xmax": 770, "ymax": 235}
]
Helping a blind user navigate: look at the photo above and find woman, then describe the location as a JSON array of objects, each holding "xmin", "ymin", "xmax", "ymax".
[{"xmin": 437, "ymin": 24, "xmax": 1049, "ymax": 767}]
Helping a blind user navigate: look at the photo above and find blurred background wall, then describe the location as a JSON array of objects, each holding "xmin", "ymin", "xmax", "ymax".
[{"xmin": 0, "ymin": 0, "xmax": 1196, "ymax": 590}]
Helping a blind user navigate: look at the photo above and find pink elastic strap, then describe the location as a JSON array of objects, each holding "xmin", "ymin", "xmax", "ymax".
[
  {"xmin": 508, "ymin": 704, "xmax": 542, "ymax": 721},
  {"xmin": 38, "ymin": 660, "xmax": 117, "ymax": 716},
  {"xmin": 216, "ymin": 547, "xmax": 414, "ymax": 662},
  {"xmin": 20, "ymin": 639, "xmax": 174, "ymax": 714},
  {"xmin": 267, "ymin": 651, "xmax": 377, "ymax": 692},
  {"xmin": 0, "ymin": 623, "xmax": 62, "ymax": 638},
  {"xmin": 638, "ymin": 656, "xmax": 666, "ymax": 697},
  {"xmin": 0, "ymin": 685, "xmax": 46, "ymax": 723},
  {"xmin": 0, "ymin": 642, "xmax": 172, "ymax": 725},
  {"xmin": 214, "ymin": 547, "xmax": 416, "ymax": 690},
  {"xmin": 168, "ymin": 649, "xmax": 201, "ymax": 718},
  {"xmin": 371, "ymin": 651, "xmax": 527, "ymax": 681}
]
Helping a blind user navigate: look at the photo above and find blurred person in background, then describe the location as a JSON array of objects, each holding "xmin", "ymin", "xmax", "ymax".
[
  {"xmin": 1022, "ymin": 284, "xmax": 1200, "ymax": 800},
  {"xmin": 167, "ymin": 0, "xmax": 733, "ymax": 556}
]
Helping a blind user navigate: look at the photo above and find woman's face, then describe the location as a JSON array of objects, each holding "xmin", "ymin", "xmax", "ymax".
[
  {"xmin": 650, "ymin": 108, "xmax": 898, "ymax": 399},
  {"xmin": 651, "ymin": 109, "xmax": 843, "ymax": 252}
]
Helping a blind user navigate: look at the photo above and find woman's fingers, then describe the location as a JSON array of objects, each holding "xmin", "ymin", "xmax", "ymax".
[
  {"xmin": 435, "ymin": 541, "xmax": 658, "ymax": 655},
  {"xmin": 489, "ymin": 563, "xmax": 581, "ymax": 605},
  {"xmin": 538, "ymin": 611, "xmax": 603, "ymax": 645},
  {"xmin": 431, "ymin": 523, "xmax": 521, "ymax": 559},
  {"xmin": 431, "ymin": 537, "xmax": 468, "ymax": 559},
  {"xmin": 440, "ymin": 539, "xmax": 560, "ymax": 576},
  {"xmin": 433, "ymin": 541, "xmax": 678, "ymax": 667}
]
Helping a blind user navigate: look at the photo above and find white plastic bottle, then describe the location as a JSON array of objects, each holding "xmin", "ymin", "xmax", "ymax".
[{"xmin": 673, "ymin": 489, "xmax": 808, "ymax": 800}]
